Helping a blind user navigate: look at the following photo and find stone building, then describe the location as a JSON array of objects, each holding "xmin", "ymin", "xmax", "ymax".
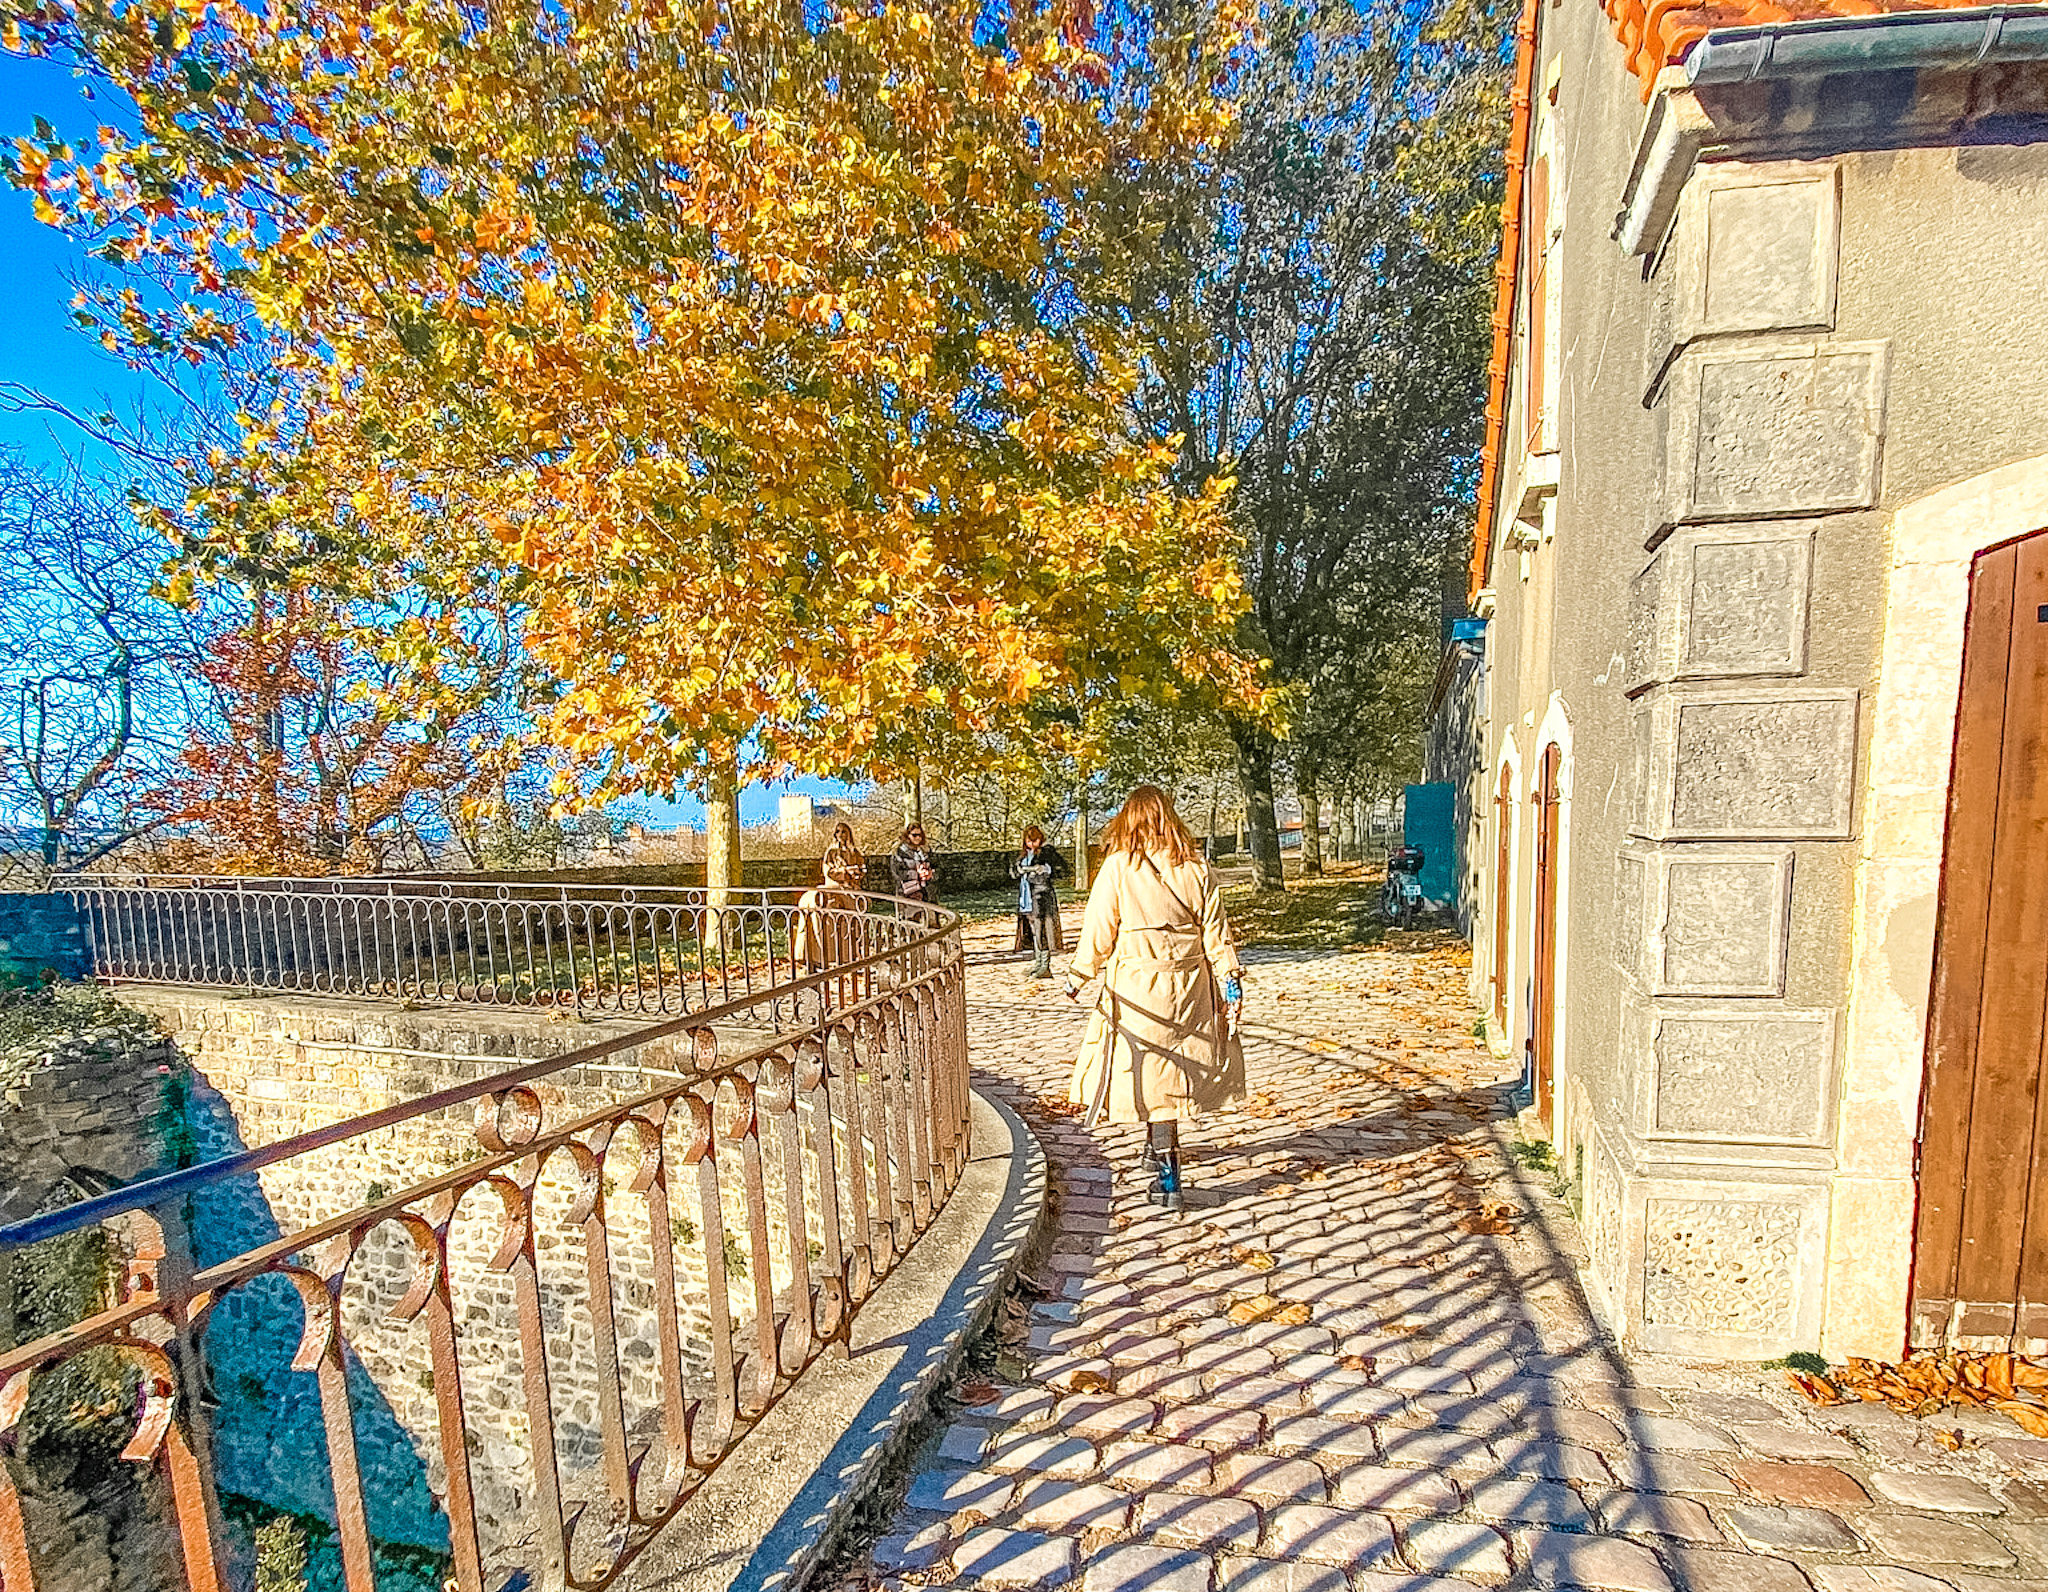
[{"xmin": 1434, "ymin": 0, "xmax": 2048, "ymax": 1360}]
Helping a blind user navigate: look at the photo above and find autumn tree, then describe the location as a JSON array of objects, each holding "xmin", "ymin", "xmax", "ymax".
[
  {"xmin": 10, "ymin": 0, "xmax": 1274, "ymax": 899},
  {"xmin": 150, "ymin": 586, "xmax": 530, "ymax": 874},
  {"xmin": 1120, "ymin": 0, "xmax": 1511, "ymax": 889}
]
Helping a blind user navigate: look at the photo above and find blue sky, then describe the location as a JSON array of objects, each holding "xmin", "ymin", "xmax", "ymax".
[
  {"xmin": 0, "ymin": 51, "xmax": 163, "ymax": 467},
  {"xmin": 0, "ymin": 50, "xmax": 859, "ymax": 833}
]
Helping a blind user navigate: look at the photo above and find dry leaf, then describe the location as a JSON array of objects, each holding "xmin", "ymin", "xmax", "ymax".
[
  {"xmin": 1067, "ymin": 1369, "xmax": 1115, "ymax": 1395},
  {"xmin": 1306, "ymin": 1038, "xmax": 1339, "ymax": 1053},
  {"xmin": 1227, "ymin": 1293, "xmax": 1312, "ymax": 1327},
  {"xmin": 1232, "ymin": 1246, "xmax": 1278, "ymax": 1272},
  {"xmin": 1997, "ymin": 1399, "xmax": 2048, "ymax": 1438},
  {"xmin": 1989, "ymin": 1353, "xmax": 2018, "ymax": 1401},
  {"xmin": 1300, "ymin": 1163, "xmax": 1331, "ymax": 1183},
  {"xmin": 1932, "ymin": 1427, "xmax": 1967, "ymax": 1451},
  {"xmin": 957, "ymin": 1379, "xmax": 1002, "ymax": 1406},
  {"xmin": 1338, "ymin": 1354, "xmax": 1375, "ymax": 1374}
]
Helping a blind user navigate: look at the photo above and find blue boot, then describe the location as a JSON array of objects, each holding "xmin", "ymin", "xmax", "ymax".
[{"xmin": 1148, "ymin": 1150, "xmax": 1185, "ymax": 1211}]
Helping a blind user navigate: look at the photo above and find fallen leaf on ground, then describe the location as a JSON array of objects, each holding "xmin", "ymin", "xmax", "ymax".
[
  {"xmin": 1306, "ymin": 1038, "xmax": 1340, "ymax": 1053},
  {"xmin": 1787, "ymin": 1350, "xmax": 2048, "ymax": 1437},
  {"xmin": 957, "ymin": 1379, "xmax": 1002, "ymax": 1406},
  {"xmin": 1338, "ymin": 1354, "xmax": 1375, "ymax": 1374},
  {"xmin": 1228, "ymin": 1294, "xmax": 1313, "ymax": 1327},
  {"xmin": 1067, "ymin": 1369, "xmax": 1115, "ymax": 1394},
  {"xmin": 1232, "ymin": 1246, "xmax": 1278, "ymax": 1272}
]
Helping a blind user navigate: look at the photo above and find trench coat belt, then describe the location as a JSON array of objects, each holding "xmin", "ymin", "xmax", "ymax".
[{"xmin": 1109, "ymin": 948, "xmax": 1209, "ymax": 972}]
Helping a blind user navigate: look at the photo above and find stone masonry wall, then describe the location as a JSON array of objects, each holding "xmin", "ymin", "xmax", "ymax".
[{"xmin": 111, "ymin": 987, "xmax": 841, "ymax": 1581}]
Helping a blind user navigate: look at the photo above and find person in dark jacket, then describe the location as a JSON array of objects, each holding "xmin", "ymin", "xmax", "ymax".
[
  {"xmin": 1010, "ymin": 826, "xmax": 1065, "ymax": 979},
  {"xmin": 889, "ymin": 824, "xmax": 939, "ymax": 919}
]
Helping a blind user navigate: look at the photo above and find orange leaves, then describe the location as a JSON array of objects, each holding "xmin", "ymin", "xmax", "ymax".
[{"xmin": 1788, "ymin": 1351, "xmax": 2048, "ymax": 1437}]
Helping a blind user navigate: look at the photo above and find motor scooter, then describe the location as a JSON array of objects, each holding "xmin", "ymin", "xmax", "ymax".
[{"xmin": 1383, "ymin": 846, "xmax": 1426, "ymax": 927}]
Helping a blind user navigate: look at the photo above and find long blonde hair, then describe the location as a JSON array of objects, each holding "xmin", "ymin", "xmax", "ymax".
[{"xmin": 1100, "ymin": 785, "xmax": 1199, "ymax": 867}]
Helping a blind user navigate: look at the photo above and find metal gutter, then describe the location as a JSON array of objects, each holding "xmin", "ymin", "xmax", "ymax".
[{"xmin": 1685, "ymin": 4, "xmax": 2048, "ymax": 83}]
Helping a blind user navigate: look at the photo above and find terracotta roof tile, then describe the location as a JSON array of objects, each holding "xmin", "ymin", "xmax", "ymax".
[{"xmin": 1602, "ymin": 0, "xmax": 1994, "ymax": 92}]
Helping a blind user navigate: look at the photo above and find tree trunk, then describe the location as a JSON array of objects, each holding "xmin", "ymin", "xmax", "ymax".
[
  {"xmin": 906, "ymin": 770, "xmax": 923, "ymax": 828},
  {"xmin": 1299, "ymin": 759, "xmax": 1323, "ymax": 878},
  {"xmin": 1336, "ymin": 789, "xmax": 1356, "ymax": 864},
  {"xmin": 1230, "ymin": 725, "xmax": 1285, "ymax": 893},
  {"xmin": 1073, "ymin": 786, "xmax": 1091, "ymax": 893},
  {"xmin": 705, "ymin": 756, "xmax": 742, "ymax": 953}
]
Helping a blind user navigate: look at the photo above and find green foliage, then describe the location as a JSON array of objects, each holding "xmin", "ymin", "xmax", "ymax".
[
  {"xmin": 1763, "ymin": 1351, "xmax": 1831, "ymax": 1375},
  {"xmin": 1114, "ymin": 0, "xmax": 1514, "ymax": 855},
  {"xmin": 670, "ymin": 1215, "xmax": 699, "ymax": 1248},
  {"xmin": 1508, "ymin": 1139, "xmax": 1558, "ymax": 1174},
  {"xmin": 252, "ymin": 1512, "xmax": 310, "ymax": 1592},
  {"xmin": 723, "ymin": 1231, "xmax": 750, "ymax": 1280},
  {"xmin": 0, "ymin": 980, "xmax": 156, "ymax": 1072}
]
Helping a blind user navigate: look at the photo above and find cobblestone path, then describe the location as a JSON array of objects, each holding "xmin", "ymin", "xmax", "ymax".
[{"xmin": 856, "ymin": 917, "xmax": 2048, "ymax": 1592}]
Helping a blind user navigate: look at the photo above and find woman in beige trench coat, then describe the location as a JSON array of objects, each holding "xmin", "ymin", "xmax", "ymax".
[{"xmin": 1063, "ymin": 785, "xmax": 1245, "ymax": 1208}]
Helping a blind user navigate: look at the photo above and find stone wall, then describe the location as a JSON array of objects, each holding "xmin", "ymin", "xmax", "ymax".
[
  {"xmin": 1461, "ymin": 10, "xmax": 2048, "ymax": 1358},
  {"xmin": 407, "ymin": 846, "xmax": 1029, "ymax": 896},
  {"xmin": 109, "ymin": 986, "xmax": 853, "ymax": 1584},
  {"xmin": 2, "ymin": 1009, "xmax": 453, "ymax": 1591}
]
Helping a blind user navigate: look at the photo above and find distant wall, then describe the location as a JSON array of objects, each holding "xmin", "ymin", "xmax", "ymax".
[{"xmin": 404, "ymin": 847, "xmax": 1029, "ymax": 895}]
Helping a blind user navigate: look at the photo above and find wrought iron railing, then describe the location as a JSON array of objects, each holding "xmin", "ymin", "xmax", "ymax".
[
  {"xmin": 0, "ymin": 888, "xmax": 968, "ymax": 1592},
  {"xmin": 57, "ymin": 874, "xmax": 930, "ymax": 1016}
]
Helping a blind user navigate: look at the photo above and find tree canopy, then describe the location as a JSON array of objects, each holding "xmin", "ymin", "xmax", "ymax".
[
  {"xmin": 9, "ymin": 0, "xmax": 1274, "ymax": 842},
  {"xmin": 1120, "ymin": 0, "xmax": 1511, "ymax": 886}
]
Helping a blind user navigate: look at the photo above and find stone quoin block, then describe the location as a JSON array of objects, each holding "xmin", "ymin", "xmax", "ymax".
[
  {"xmin": 1640, "ymin": 1191, "xmax": 1826, "ymax": 1357},
  {"xmin": 1672, "ymin": 162, "xmax": 1841, "ymax": 348},
  {"xmin": 1653, "ymin": 339, "xmax": 1888, "ymax": 540},
  {"xmin": 1625, "ymin": 525, "xmax": 1816, "ymax": 696},
  {"xmin": 1629, "ymin": 688, "xmax": 1859, "ymax": 841},
  {"xmin": 1614, "ymin": 844, "xmax": 1794, "ymax": 997},
  {"xmin": 1617, "ymin": 995, "xmax": 1837, "ymax": 1148}
]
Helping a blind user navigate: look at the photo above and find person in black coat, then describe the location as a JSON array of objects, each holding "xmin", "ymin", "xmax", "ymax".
[
  {"xmin": 1010, "ymin": 825, "xmax": 1065, "ymax": 978},
  {"xmin": 889, "ymin": 824, "xmax": 939, "ymax": 920}
]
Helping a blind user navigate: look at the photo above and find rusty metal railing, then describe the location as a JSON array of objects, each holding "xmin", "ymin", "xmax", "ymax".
[
  {"xmin": 57, "ymin": 874, "xmax": 916, "ymax": 1016},
  {"xmin": 0, "ymin": 895, "xmax": 969, "ymax": 1592}
]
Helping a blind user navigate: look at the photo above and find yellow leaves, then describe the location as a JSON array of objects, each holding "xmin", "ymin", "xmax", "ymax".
[{"xmin": 1227, "ymin": 1294, "xmax": 1311, "ymax": 1328}]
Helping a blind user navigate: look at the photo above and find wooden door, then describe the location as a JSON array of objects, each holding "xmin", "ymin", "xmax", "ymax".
[
  {"xmin": 1911, "ymin": 526, "xmax": 2048, "ymax": 1352},
  {"xmin": 1493, "ymin": 766, "xmax": 1514, "ymax": 1027},
  {"xmin": 1528, "ymin": 746, "xmax": 1562, "ymax": 1134}
]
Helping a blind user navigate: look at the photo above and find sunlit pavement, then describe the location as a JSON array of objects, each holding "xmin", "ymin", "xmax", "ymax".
[{"xmin": 856, "ymin": 914, "xmax": 2048, "ymax": 1592}]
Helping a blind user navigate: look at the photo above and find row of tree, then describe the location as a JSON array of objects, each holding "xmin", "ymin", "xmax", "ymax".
[{"xmin": 3, "ymin": 0, "xmax": 1509, "ymax": 890}]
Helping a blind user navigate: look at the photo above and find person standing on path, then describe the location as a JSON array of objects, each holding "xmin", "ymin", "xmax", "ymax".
[
  {"xmin": 796, "ymin": 823, "xmax": 867, "ymax": 970},
  {"xmin": 1010, "ymin": 825, "xmax": 1065, "ymax": 980},
  {"xmin": 1063, "ymin": 784, "xmax": 1245, "ymax": 1209},
  {"xmin": 821, "ymin": 822, "xmax": 867, "ymax": 895},
  {"xmin": 888, "ymin": 824, "xmax": 940, "ymax": 921}
]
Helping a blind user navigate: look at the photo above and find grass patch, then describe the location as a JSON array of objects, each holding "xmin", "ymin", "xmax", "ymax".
[
  {"xmin": 1763, "ymin": 1350, "xmax": 1830, "ymax": 1375},
  {"xmin": 1223, "ymin": 874, "xmax": 1383, "ymax": 950},
  {"xmin": 1508, "ymin": 1139, "xmax": 1558, "ymax": 1174}
]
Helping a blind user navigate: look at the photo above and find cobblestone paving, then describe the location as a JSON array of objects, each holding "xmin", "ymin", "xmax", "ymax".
[{"xmin": 861, "ymin": 917, "xmax": 2048, "ymax": 1592}]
